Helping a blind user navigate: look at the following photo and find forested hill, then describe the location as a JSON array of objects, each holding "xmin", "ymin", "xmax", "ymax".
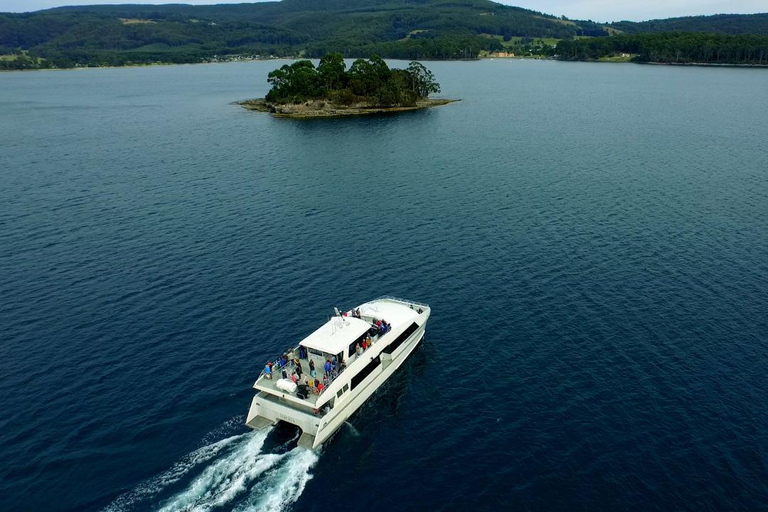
[
  {"xmin": 0, "ymin": 0, "xmax": 609, "ymax": 68},
  {"xmin": 610, "ymin": 13, "xmax": 768, "ymax": 35},
  {"xmin": 1, "ymin": 0, "xmax": 768, "ymax": 69}
]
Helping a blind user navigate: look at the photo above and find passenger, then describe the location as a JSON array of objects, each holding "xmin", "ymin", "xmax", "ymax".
[
  {"xmin": 290, "ymin": 373, "xmax": 298, "ymax": 384},
  {"xmin": 282, "ymin": 369, "xmax": 288, "ymax": 379},
  {"xmin": 355, "ymin": 343, "xmax": 362, "ymax": 355},
  {"xmin": 295, "ymin": 361, "xmax": 303, "ymax": 377},
  {"xmin": 323, "ymin": 374, "xmax": 329, "ymax": 386},
  {"xmin": 307, "ymin": 377, "xmax": 314, "ymax": 388},
  {"xmin": 317, "ymin": 381, "xmax": 324, "ymax": 394},
  {"xmin": 375, "ymin": 319, "xmax": 382, "ymax": 328},
  {"xmin": 278, "ymin": 355, "xmax": 286, "ymax": 368},
  {"xmin": 324, "ymin": 359, "xmax": 332, "ymax": 375},
  {"xmin": 264, "ymin": 363, "xmax": 272, "ymax": 379},
  {"xmin": 309, "ymin": 359, "xmax": 316, "ymax": 378}
]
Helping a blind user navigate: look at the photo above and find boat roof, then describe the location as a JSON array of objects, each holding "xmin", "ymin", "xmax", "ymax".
[
  {"xmin": 358, "ymin": 299, "xmax": 420, "ymax": 326},
  {"xmin": 299, "ymin": 316, "xmax": 370, "ymax": 355}
]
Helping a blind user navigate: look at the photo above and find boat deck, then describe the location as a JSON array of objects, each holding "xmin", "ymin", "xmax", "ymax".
[{"xmin": 254, "ymin": 329, "xmax": 384, "ymax": 404}]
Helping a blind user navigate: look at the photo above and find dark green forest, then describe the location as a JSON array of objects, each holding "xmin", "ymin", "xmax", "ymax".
[
  {"xmin": 264, "ymin": 53, "xmax": 440, "ymax": 105},
  {"xmin": 0, "ymin": 0, "xmax": 604, "ymax": 68},
  {"xmin": 1, "ymin": 0, "xmax": 767, "ymax": 69},
  {"xmin": 556, "ymin": 33, "xmax": 768, "ymax": 65},
  {"xmin": 609, "ymin": 13, "xmax": 768, "ymax": 35}
]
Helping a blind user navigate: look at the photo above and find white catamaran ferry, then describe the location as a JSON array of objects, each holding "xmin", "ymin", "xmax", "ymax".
[{"xmin": 246, "ymin": 297, "xmax": 430, "ymax": 449}]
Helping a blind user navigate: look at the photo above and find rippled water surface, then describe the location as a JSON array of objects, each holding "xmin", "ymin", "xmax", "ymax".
[{"xmin": 1, "ymin": 60, "xmax": 768, "ymax": 511}]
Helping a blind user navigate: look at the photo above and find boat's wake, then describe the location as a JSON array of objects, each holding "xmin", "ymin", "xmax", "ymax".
[{"xmin": 103, "ymin": 419, "xmax": 318, "ymax": 512}]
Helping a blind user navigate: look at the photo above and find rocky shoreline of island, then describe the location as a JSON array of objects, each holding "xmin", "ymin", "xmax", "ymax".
[{"xmin": 238, "ymin": 98, "xmax": 457, "ymax": 118}]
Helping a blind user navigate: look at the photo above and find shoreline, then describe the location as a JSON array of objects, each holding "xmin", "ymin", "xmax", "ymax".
[
  {"xmin": 556, "ymin": 58, "xmax": 768, "ymax": 68},
  {"xmin": 238, "ymin": 98, "xmax": 458, "ymax": 119},
  {"xmin": 0, "ymin": 57, "xmax": 300, "ymax": 73},
  {"xmin": 639, "ymin": 61, "xmax": 768, "ymax": 69},
  {"xmin": 5, "ymin": 57, "xmax": 767, "ymax": 74}
]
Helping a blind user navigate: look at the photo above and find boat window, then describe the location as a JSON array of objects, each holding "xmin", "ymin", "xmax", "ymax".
[
  {"xmin": 337, "ymin": 389, "xmax": 343, "ymax": 398},
  {"xmin": 383, "ymin": 322, "xmax": 419, "ymax": 355},
  {"xmin": 343, "ymin": 383, "xmax": 349, "ymax": 392},
  {"xmin": 348, "ymin": 332, "xmax": 368, "ymax": 359},
  {"xmin": 351, "ymin": 356, "xmax": 381, "ymax": 390}
]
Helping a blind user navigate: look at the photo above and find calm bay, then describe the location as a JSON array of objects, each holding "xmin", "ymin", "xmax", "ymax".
[{"xmin": 1, "ymin": 59, "xmax": 767, "ymax": 511}]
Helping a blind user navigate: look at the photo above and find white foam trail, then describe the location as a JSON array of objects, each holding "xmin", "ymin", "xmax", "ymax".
[
  {"xmin": 158, "ymin": 429, "xmax": 275, "ymax": 512},
  {"xmin": 235, "ymin": 448, "xmax": 319, "ymax": 512},
  {"xmin": 103, "ymin": 420, "xmax": 319, "ymax": 512},
  {"xmin": 103, "ymin": 433, "xmax": 246, "ymax": 512}
]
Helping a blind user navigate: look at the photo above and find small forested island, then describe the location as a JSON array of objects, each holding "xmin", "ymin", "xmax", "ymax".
[{"xmin": 240, "ymin": 53, "xmax": 454, "ymax": 118}]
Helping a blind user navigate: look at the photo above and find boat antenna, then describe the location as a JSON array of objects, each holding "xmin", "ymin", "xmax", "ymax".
[{"xmin": 333, "ymin": 307, "xmax": 348, "ymax": 324}]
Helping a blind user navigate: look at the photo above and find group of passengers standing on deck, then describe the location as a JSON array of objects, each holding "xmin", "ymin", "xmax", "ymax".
[
  {"xmin": 262, "ymin": 349, "xmax": 343, "ymax": 396},
  {"xmin": 262, "ymin": 315, "xmax": 392, "ymax": 395}
]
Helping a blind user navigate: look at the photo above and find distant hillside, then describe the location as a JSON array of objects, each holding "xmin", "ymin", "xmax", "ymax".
[
  {"xmin": 1, "ymin": 0, "xmax": 767, "ymax": 69},
  {"xmin": 558, "ymin": 32, "xmax": 768, "ymax": 66},
  {"xmin": 0, "ymin": 0, "xmax": 610, "ymax": 68},
  {"xmin": 610, "ymin": 13, "xmax": 768, "ymax": 35}
]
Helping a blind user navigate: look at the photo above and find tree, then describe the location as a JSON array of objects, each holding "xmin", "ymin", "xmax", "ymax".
[
  {"xmin": 317, "ymin": 52, "xmax": 346, "ymax": 91},
  {"xmin": 368, "ymin": 54, "xmax": 392, "ymax": 81},
  {"xmin": 407, "ymin": 61, "xmax": 440, "ymax": 98},
  {"xmin": 348, "ymin": 57, "xmax": 380, "ymax": 97},
  {"xmin": 265, "ymin": 60, "xmax": 318, "ymax": 103}
]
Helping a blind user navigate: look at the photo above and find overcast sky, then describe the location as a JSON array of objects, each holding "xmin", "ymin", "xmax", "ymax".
[{"xmin": 1, "ymin": 0, "xmax": 765, "ymax": 22}]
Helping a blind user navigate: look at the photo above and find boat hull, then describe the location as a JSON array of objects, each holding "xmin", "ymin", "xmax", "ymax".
[{"xmin": 312, "ymin": 322, "xmax": 426, "ymax": 448}]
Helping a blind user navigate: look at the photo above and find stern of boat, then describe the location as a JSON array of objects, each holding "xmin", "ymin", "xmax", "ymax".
[{"xmin": 245, "ymin": 392, "xmax": 321, "ymax": 448}]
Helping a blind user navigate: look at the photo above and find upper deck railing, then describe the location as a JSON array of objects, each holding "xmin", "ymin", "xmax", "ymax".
[{"xmin": 374, "ymin": 296, "xmax": 430, "ymax": 309}]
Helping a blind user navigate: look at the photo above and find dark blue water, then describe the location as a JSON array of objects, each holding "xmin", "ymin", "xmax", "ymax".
[{"xmin": 1, "ymin": 59, "xmax": 767, "ymax": 512}]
